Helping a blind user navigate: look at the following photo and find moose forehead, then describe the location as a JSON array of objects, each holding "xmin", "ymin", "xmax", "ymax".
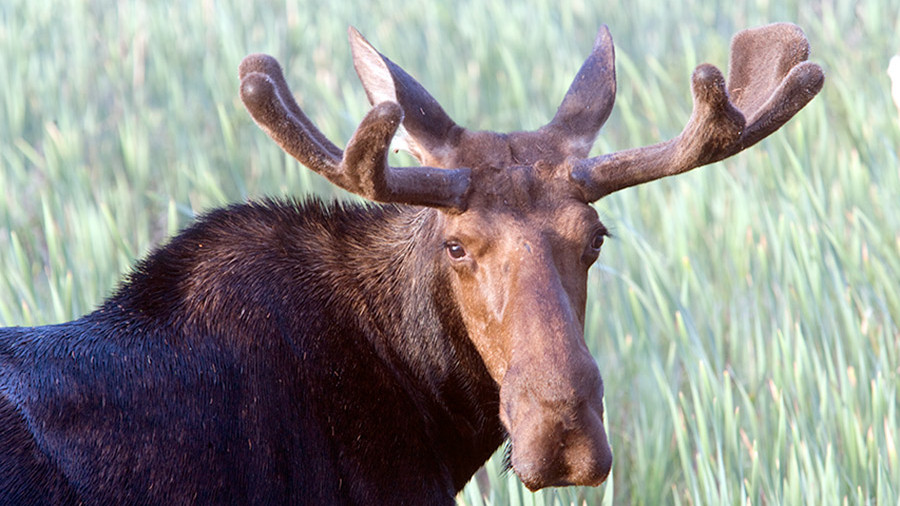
[
  {"xmin": 465, "ymin": 163, "xmax": 582, "ymax": 211},
  {"xmin": 440, "ymin": 129, "xmax": 584, "ymax": 208},
  {"xmin": 444, "ymin": 129, "xmax": 570, "ymax": 168},
  {"xmin": 445, "ymin": 167, "xmax": 599, "ymax": 251}
]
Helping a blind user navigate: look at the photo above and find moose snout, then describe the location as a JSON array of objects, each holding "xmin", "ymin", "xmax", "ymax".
[
  {"xmin": 499, "ymin": 356, "xmax": 613, "ymax": 490},
  {"xmin": 509, "ymin": 406, "xmax": 612, "ymax": 491}
]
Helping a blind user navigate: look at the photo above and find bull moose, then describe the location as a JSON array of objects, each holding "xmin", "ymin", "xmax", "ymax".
[{"xmin": 0, "ymin": 23, "xmax": 822, "ymax": 504}]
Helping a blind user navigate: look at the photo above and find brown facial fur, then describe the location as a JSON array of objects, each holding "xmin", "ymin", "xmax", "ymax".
[
  {"xmin": 0, "ymin": 23, "xmax": 823, "ymax": 505},
  {"xmin": 238, "ymin": 23, "xmax": 823, "ymax": 491},
  {"xmin": 430, "ymin": 141, "xmax": 613, "ymax": 487}
]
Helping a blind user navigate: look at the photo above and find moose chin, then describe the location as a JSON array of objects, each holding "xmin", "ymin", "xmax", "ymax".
[{"xmin": 0, "ymin": 23, "xmax": 821, "ymax": 504}]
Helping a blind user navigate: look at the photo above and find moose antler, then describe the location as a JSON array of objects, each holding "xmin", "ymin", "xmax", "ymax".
[
  {"xmin": 569, "ymin": 23, "xmax": 824, "ymax": 201},
  {"xmin": 239, "ymin": 54, "xmax": 471, "ymax": 209}
]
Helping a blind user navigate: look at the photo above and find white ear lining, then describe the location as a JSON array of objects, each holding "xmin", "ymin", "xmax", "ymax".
[
  {"xmin": 347, "ymin": 26, "xmax": 459, "ymax": 167},
  {"xmin": 390, "ymin": 124, "xmax": 412, "ymax": 153},
  {"xmin": 349, "ymin": 27, "xmax": 398, "ymax": 106}
]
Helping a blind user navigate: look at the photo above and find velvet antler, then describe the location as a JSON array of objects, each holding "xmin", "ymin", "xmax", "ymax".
[
  {"xmin": 239, "ymin": 54, "xmax": 471, "ymax": 209},
  {"xmin": 569, "ymin": 23, "xmax": 824, "ymax": 201}
]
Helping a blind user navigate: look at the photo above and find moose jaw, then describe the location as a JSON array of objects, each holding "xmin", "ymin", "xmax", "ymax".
[{"xmin": 0, "ymin": 23, "xmax": 821, "ymax": 504}]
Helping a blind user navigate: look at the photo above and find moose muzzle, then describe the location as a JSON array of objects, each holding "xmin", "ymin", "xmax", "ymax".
[
  {"xmin": 500, "ymin": 345, "xmax": 612, "ymax": 490},
  {"xmin": 496, "ymin": 266, "xmax": 613, "ymax": 491}
]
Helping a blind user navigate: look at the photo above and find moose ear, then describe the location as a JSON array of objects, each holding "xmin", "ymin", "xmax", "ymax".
[
  {"xmin": 541, "ymin": 26, "xmax": 617, "ymax": 159},
  {"xmin": 349, "ymin": 27, "xmax": 461, "ymax": 166}
]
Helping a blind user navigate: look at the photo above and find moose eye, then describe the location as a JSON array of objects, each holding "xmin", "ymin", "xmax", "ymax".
[
  {"xmin": 445, "ymin": 241, "xmax": 468, "ymax": 260},
  {"xmin": 590, "ymin": 230, "xmax": 607, "ymax": 251}
]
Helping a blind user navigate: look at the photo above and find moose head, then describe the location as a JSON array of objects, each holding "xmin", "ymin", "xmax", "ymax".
[{"xmin": 238, "ymin": 23, "xmax": 823, "ymax": 490}]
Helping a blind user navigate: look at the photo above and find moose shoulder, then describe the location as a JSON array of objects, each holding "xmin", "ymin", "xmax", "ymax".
[{"xmin": 0, "ymin": 24, "xmax": 821, "ymax": 504}]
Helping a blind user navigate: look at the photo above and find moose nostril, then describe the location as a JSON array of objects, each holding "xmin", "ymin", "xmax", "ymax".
[
  {"xmin": 505, "ymin": 389, "xmax": 612, "ymax": 490},
  {"xmin": 514, "ymin": 445, "xmax": 611, "ymax": 490},
  {"xmin": 589, "ymin": 445, "xmax": 614, "ymax": 484}
]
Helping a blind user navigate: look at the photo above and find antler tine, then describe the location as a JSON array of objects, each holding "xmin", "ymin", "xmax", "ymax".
[
  {"xmin": 239, "ymin": 54, "xmax": 471, "ymax": 210},
  {"xmin": 570, "ymin": 23, "xmax": 824, "ymax": 201}
]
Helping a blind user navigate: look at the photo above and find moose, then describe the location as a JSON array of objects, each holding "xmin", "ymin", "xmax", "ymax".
[{"xmin": 0, "ymin": 23, "xmax": 821, "ymax": 504}]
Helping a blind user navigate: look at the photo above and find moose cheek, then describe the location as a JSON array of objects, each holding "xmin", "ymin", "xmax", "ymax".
[{"xmin": 447, "ymin": 271, "xmax": 518, "ymax": 379}]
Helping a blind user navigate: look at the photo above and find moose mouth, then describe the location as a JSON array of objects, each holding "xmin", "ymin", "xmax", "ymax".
[
  {"xmin": 504, "ymin": 407, "xmax": 612, "ymax": 490},
  {"xmin": 499, "ymin": 358, "xmax": 613, "ymax": 490}
]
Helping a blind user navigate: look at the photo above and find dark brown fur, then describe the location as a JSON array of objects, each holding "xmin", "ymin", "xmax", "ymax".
[
  {"xmin": 0, "ymin": 23, "xmax": 821, "ymax": 504},
  {"xmin": 0, "ymin": 200, "xmax": 504, "ymax": 504}
]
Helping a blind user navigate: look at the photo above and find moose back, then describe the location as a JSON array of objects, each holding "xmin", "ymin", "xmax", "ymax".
[{"xmin": 0, "ymin": 24, "xmax": 821, "ymax": 504}]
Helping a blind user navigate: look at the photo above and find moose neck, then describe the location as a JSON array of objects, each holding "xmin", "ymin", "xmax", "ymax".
[
  {"xmin": 332, "ymin": 203, "xmax": 505, "ymax": 488},
  {"xmin": 116, "ymin": 200, "xmax": 504, "ymax": 493}
]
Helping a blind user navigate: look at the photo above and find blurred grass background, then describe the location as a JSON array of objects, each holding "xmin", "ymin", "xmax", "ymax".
[{"xmin": 1, "ymin": 0, "xmax": 898, "ymax": 504}]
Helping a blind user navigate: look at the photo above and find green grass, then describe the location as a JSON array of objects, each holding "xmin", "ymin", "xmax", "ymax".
[{"xmin": 2, "ymin": 0, "xmax": 898, "ymax": 504}]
